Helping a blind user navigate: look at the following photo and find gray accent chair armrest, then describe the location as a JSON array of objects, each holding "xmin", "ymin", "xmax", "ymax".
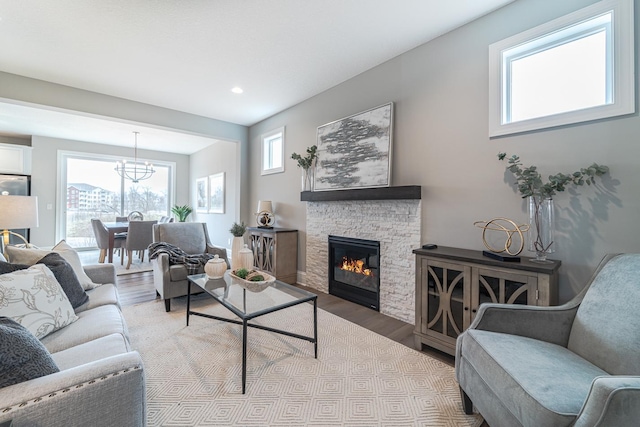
[
  {"xmin": 572, "ymin": 376, "xmax": 640, "ymax": 427},
  {"xmin": 0, "ymin": 352, "xmax": 145, "ymax": 427}
]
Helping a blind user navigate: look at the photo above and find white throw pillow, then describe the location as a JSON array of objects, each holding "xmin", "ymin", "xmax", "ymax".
[
  {"xmin": 5, "ymin": 240, "xmax": 99, "ymax": 291},
  {"xmin": 0, "ymin": 264, "xmax": 78, "ymax": 339}
]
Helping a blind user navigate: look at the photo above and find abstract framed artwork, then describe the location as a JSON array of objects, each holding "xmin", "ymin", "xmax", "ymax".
[
  {"xmin": 208, "ymin": 172, "xmax": 225, "ymax": 214},
  {"xmin": 313, "ymin": 102, "xmax": 393, "ymax": 191},
  {"xmin": 196, "ymin": 177, "xmax": 208, "ymax": 212}
]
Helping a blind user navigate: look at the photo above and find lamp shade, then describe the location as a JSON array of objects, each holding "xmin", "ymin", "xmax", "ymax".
[
  {"xmin": 256, "ymin": 200, "xmax": 273, "ymax": 214},
  {"xmin": 0, "ymin": 195, "xmax": 39, "ymax": 229}
]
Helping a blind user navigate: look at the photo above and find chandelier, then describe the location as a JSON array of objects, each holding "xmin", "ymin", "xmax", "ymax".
[{"xmin": 115, "ymin": 131, "xmax": 155, "ymax": 183}]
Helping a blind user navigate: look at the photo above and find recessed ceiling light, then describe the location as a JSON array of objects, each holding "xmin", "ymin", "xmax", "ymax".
[{"xmin": 231, "ymin": 87, "xmax": 243, "ymax": 94}]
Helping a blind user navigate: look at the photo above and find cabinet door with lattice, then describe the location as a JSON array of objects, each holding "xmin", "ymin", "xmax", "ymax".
[
  {"xmin": 420, "ymin": 259, "xmax": 471, "ymax": 349},
  {"xmin": 472, "ymin": 268, "xmax": 538, "ymax": 319}
]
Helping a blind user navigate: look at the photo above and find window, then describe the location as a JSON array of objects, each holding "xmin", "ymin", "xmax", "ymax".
[
  {"xmin": 261, "ymin": 127, "xmax": 284, "ymax": 175},
  {"xmin": 58, "ymin": 151, "xmax": 175, "ymax": 248},
  {"xmin": 489, "ymin": 0, "xmax": 634, "ymax": 137}
]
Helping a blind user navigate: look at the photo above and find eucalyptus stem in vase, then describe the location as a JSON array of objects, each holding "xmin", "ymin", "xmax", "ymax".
[
  {"xmin": 498, "ymin": 153, "xmax": 609, "ymax": 262},
  {"xmin": 291, "ymin": 145, "xmax": 318, "ymax": 192}
]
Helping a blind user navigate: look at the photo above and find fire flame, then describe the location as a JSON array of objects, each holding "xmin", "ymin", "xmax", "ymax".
[{"xmin": 340, "ymin": 256, "xmax": 373, "ymax": 276}]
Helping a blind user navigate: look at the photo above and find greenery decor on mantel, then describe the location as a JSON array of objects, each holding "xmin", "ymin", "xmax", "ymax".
[
  {"xmin": 292, "ymin": 145, "xmax": 318, "ymax": 192},
  {"xmin": 171, "ymin": 205, "xmax": 193, "ymax": 222},
  {"xmin": 498, "ymin": 153, "xmax": 609, "ymax": 262}
]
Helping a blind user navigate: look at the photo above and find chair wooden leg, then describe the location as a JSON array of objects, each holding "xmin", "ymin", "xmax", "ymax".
[
  {"xmin": 460, "ymin": 387, "xmax": 473, "ymax": 415},
  {"xmin": 164, "ymin": 298, "xmax": 171, "ymax": 312},
  {"xmin": 98, "ymin": 249, "xmax": 106, "ymax": 263},
  {"xmin": 126, "ymin": 250, "xmax": 133, "ymax": 270}
]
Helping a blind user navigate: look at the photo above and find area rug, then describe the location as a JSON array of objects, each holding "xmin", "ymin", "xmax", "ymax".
[
  {"xmin": 123, "ymin": 296, "xmax": 483, "ymax": 426},
  {"xmin": 114, "ymin": 259, "xmax": 153, "ymax": 276}
]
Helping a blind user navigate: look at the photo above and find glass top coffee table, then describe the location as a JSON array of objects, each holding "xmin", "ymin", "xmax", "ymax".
[{"xmin": 186, "ymin": 272, "xmax": 318, "ymax": 394}]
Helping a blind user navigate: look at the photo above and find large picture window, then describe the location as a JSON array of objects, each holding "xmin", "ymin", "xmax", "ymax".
[
  {"xmin": 489, "ymin": 0, "xmax": 634, "ymax": 137},
  {"xmin": 58, "ymin": 151, "xmax": 175, "ymax": 249}
]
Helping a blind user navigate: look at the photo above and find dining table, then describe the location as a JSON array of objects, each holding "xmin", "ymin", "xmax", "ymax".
[{"xmin": 102, "ymin": 221, "xmax": 129, "ymax": 263}]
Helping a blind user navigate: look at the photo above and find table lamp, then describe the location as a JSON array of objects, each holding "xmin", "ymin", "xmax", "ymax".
[
  {"xmin": 0, "ymin": 195, "xmax": 39, "ymax": 249},
  {"xmin": 255, "ymin": 200, "xmax": 275, "ymax": 228}
]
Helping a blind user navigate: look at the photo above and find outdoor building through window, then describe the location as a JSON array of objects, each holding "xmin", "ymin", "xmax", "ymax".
[{"xmin": 489, "ymin": 0, "xmax": 634, "ymax": 136}]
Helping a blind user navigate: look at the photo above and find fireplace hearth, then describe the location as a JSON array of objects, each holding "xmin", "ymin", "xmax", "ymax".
[{"xmin": 328, "ymin": 235, "xmax": 380, "ymax": 311}]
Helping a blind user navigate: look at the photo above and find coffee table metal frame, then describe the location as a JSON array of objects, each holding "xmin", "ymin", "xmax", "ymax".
[{"xmin": 186, "ymin": 273, "xmax": 318, "ymax": 394}]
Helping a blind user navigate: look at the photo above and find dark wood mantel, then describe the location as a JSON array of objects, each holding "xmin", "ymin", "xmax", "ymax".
[{"xmin": 300, "ymin": 185, "xmax": 421, "ymax": 202}]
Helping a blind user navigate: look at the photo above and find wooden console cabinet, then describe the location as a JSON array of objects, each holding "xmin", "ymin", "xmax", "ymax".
[
  {"xmin": 413, "ymin": 246, "xmax": 560, "ymax": 356},
  {"xmin": 248, "ymin": 227, "xmax": 298, "ymax": 284}
]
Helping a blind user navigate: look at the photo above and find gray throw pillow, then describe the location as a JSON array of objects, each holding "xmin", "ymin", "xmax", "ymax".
[
  {"xmin": 36, "ymin": 253, "xmax": 89, "ymax": 309},
  {"xmin": 0, "ymin": 316, "xmax": 59, "ymax": 388},
  {"xmin": 0, "ymin": 253, "xmax": 89, "ymax": 309}
]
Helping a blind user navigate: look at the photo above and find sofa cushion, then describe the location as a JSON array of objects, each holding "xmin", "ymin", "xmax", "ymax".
[
  {"xmin": 0, "ymin": 264, "xmax": 78, "ymax": 339},
  {"xmin": 0, "ymin": 316, "xmax": 59, "ymax": 388},
  {"xmin": 4, "ymin": 241, "xmax": 98, "ymax": 290},
  {"xmin": 75, "ymin": 283, "xmax": 120, "ymax": 313},
  {"xmin": 40, "ymin": 304, "xmax": 128, "ymax": 353},
  {"xmin": 51, "ymin": 333, "xmax": 130, "ymax": 371},
  {"xmin": 459, "ymin": 329, "xmax": 608, "ymax": 426}
]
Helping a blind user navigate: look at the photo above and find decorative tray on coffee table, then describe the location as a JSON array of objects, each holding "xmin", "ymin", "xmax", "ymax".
[{"xmin": 229, "ymin": 269, "xmax": 276, "ymax": 292}]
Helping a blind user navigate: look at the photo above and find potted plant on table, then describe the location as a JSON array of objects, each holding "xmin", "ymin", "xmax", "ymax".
[
  {"xmin": 291, "ymin": 145, "xmax": 318, "ymax": 192},
  {"xmin": 171, "ymin": 205, "xmax": 193, "ymax": 222},
  {"xmin": 498, "ymin": 153, "xmax": 608, "ymax": 262},
  {"xmin": 229, "ymin": 221, "xmax": 247, "ymax": 270}
]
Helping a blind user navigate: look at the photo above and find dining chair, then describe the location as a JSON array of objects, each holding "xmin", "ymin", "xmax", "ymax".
[
  {"xmin": 127, "ymin": 211, "xmax": 144, "ymax": 221},
  {"xmin": 124, "ymin": 220, "xmax": 157, "ymax": 269},
  {"xmin": 91, "ymin": 218, "xmax": 126, "ymax": 263},
  {"xmin": 115, "ymin": 216, "xmax": 128, "ymax": 223}
]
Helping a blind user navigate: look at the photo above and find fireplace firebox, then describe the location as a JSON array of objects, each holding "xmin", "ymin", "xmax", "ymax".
[{"xmin": 328, "ymin": 235, "xmax": 380, "ymax": 311}]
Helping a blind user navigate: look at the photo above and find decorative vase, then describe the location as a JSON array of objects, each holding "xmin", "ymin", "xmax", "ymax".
[
  {"xmin": 204, "ymin": 254, "xmax": 227, "ymax": 279},
  {"xmin": 238, "ymin": 244, "xmax": 254, "ymax": 270},
  {"xmin": 301, "ymin": 167, "xmax": 313, "ymax": 192},
  {"xmin": 231, "ymin": 236, "xmax": 244, "ymax": 270},
  {"xmin": 528, "ymin": 196, "xmax": 555, "ymax": 262}
]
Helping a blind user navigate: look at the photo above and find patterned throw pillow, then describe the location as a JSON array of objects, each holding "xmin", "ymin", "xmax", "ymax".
[
  {"xmin": 0, "ymin": 264, "xmax": 78, "ymax": 339},
  {"xmin": 0, "ymin": 316, "xmax": 59, "ymax": 388}
]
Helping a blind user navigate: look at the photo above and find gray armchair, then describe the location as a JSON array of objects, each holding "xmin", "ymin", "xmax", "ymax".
[
  {"xmin": 455, "ymin": 253, "xmax": 640, "ymax": 427},
  {"xmin": 151, "ymin": 222, "xmax": 229, "ymax": 312}
]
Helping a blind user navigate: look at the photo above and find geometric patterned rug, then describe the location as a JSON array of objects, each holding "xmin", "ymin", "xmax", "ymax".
[{"xmin": 122, "ymin": 296, "xmax": 483, "ymax": 426}]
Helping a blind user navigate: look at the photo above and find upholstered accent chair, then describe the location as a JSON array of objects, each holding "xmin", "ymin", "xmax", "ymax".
[
  {"xmin": 456, "ymin": 254, "xmax": 640, "ymax": 427},
  {"xmin": 151, "ymin": 222, "xmax": 229, "ymax": 312},
  {"xmin": 124, "ymin": 219, "xmax": 157, "ymax": 269}
]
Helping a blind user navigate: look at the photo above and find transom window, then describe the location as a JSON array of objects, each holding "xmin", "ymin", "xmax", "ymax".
[
  {"xmin": 261, "ymin": 127, "xmax": 284, "ymax": 175},
  {"xmin": 489, "ymin": 0, "xmax": 634, "ymax": 136}
]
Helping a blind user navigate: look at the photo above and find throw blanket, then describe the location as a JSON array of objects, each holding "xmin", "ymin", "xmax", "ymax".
[{"xmin": 148, "ymin": 242, "xmax": 216, "ymax": 275}]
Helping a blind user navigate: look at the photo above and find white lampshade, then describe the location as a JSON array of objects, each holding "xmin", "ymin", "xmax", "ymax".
[
  {"xmin": 0, "ymin": 195, "xmax": 39, "ymax": 230},
  {"xmin": 256, "ymin": 200, "xmax": 273, "ymax": 213}
]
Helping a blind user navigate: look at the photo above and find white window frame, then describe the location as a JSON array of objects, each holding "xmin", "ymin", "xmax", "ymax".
[
  {"xmin": 489, "ymin": 0, "xmax": 634, "ymax": 137},
  {"xmin": 260, "ymin": 126, "xmax": 285, "ymax": 175}
]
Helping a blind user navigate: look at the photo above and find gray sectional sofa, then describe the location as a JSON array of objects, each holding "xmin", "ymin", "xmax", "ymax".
[{"xmin": 0, "ymin": 264, "xmax": 146, "ymax": 427}]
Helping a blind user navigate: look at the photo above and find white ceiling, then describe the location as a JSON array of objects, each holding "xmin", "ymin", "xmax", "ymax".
[{"xmin": 0, "ymin": 0, "xmax": 513, "ymax": 154}]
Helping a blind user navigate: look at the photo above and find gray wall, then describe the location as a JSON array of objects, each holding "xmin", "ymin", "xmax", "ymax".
[
  {"xmin": 29, "ymin": 135, "xmax": 190, "ymax": 247},
  {"xmin": 190, "ymin": 140, "xmax": 242, "ymax": 248},
  {"xmin": 248, "ymin": 0, "xmax": 640, "ymax": 302}
]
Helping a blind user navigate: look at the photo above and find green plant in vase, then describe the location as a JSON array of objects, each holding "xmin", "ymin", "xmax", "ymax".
[
  {"xmin": 229, "ymin": 221, "xmax": 247, "ymax": 270},
  {"xmin": 498, "ymin": 153, "xmax": 609, "ymax": 261},
  {"xmin": 291, "ymin": 145, "xmax": 318, "ymax": 191},
  {"xmin": 171, "ymin": 205, "xmax": 193, "ymax": 222}
]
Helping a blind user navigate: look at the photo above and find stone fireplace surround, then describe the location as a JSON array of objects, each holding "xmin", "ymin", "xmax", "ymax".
[{"xmin": 303, "ymin": 186, "xmax": 421, "ymax": 324}]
